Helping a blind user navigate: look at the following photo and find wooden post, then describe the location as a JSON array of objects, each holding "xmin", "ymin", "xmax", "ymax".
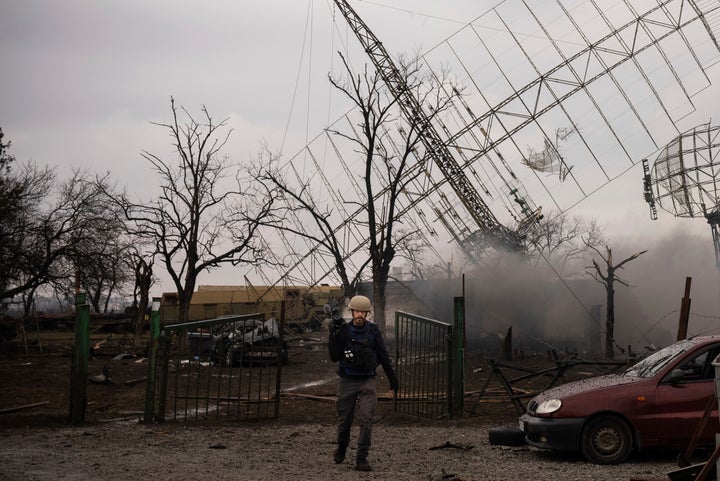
[
  {"xmin": 676, "ymin": 277, "xmax": 692, "ymax": 341},
  {"xmin": 452, "ymin": 297, "xmax": 465, "ymax": 417},
  {"xmin": 70, "ymin": 292, "xmax": 89, "ymax": 425},
  {"xmin": 502, "ymin": 327, "xmax": 513, "ymax": 361},
  {"xmin": 143, "ymin": 297, "xmax": 161, "ymax": 424}
]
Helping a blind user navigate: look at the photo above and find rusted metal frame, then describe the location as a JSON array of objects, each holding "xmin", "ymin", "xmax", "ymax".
[
  {"xmin": 677, "ymin": 393, "xmax": 716, "ymax": 467},
  {"xmin": 476, "ymin": 358, "xmax": 628, "ymax": 414},
  {"xmin": 190, "ymin": 331, "xmax": 204, "ymax": 419},
  {"xmin": 487, "ymin": 359, "xmax": 527, "ymax": 413},
  {"xmin": 395, "ymin": 311, "xmax": 452, "ymax": 419},
  {"xmin": 425, "ymin": 321, "xmax": 435, "ymax": 417},
  {"xmin": 143, "ymin": 300, "xmax": 161, "ymax": 424},
  {"xmin": 169, "ymin": 334, "xmax": 181, "ymax": 421},
  {"xmin": 273, "ymin": 302, "xmax": 285, "ymax": 418},
  {"xmin": 157, "ymin": 336, "xmax": 171, "ymax": 422},
  {"xmin": 472, "ymin": 361, "xmax": 537, "ymax": 407},
  {"xmin": 178, "ymin": 331, "xmax": 191, "ymax": 421},
  {"xmin": 157, "ymin": 313, "xmax": 282, "ymax": 422},
  {"xmin": 693, "ymin": 442, "xmax": 720, "ymax": 481},
  {"xmin": 243, "ymin": 334, "xmax": 255, "ymax": 420},
  {"xmin": 444, "ymin": 322, "xmax": 453, "ymax": 418}
]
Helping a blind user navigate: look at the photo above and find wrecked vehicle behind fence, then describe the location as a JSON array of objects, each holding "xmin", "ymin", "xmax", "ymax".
[
  {"xmin": 157, "ymin": 314, "xmax": 283, "ymax": 422},
  {"xmin": 206, "ymin": 317, "xmax": 288, "ymax": 366}
]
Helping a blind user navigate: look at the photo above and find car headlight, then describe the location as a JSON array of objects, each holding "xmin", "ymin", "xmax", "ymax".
[{"xmin": 535, "ymin": 398, "xmax": 562, "ymax": 414}]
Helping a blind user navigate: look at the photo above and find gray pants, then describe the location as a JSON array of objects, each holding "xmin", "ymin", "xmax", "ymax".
[{"xmin": 336, "ymin": 376, "xmax": 377, "ymax": 460}]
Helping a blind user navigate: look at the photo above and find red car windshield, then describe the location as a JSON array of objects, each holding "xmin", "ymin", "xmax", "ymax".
[{"xmin": 623, "ymin": 340, "xmax": 693, "ymax": 378}]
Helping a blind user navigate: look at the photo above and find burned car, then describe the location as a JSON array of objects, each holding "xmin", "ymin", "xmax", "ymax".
[
  {"xmin": 210, "ymin": 317, "xmax": 288, "ymax": 366},
  {"xmin": 519, "ymin": 336, "xmax": 720, "ymax": 464}
]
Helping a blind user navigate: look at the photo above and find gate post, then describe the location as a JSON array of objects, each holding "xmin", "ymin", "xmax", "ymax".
[
  {"xmin": 70, "ymin": 292, "xmax": 90, "ymax": 425},
  {"xmin": 452, "ymin": 297, "xmax": 465, "ymax": 416},
  {"xmin": 143, "ymin": 297, "xmax": 161, "ymax": 424}
]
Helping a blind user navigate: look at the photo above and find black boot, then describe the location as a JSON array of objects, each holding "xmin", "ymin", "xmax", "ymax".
[
  {"xmin": 355, "ymin": 457, "xmax": 372, "ymax": 471},
  {"xmin": 333, "ymin": 445, "xmax": 346, "ymax": 464}
]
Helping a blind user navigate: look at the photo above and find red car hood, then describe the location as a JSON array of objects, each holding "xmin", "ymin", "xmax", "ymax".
[{"xmin": 531, "ymin": 373, "xmax": 639, "ymax": 404}]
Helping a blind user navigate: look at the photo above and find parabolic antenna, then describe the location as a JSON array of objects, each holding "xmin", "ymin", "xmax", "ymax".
[{"xmin": 645, "ymin": 123, "xmax": 720, "ymax": 265}]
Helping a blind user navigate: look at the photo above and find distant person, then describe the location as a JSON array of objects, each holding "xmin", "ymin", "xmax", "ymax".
[{"xmin": 326, "ymin": 295, "xmax": 399, "ymax": 472}]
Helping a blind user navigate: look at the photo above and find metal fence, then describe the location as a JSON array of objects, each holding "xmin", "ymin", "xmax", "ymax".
[
  {"xmin": 153, "ymin": 313, "xmax": 284, "ymax": 422},
  {"xmin": 394, "ymin": 311, "xmax": 453, "ymax": 419}
]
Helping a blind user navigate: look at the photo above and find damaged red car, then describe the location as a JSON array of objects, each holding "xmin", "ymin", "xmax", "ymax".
[{"xmin": 519, "ymin": 335, "xmax": 720, "ymax": 464}]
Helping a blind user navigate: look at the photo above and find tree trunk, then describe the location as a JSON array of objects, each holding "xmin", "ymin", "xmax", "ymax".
[
  {"xmin": 373, "ymin": 280, "xmax": 388, "ymax": 336},
  {"xmin": 132, "ymin": 257, "xmax": 152, "ymax": 351},
  {"xmin": 177, "ymin": 293, "xmax": 192, "ymax": 324},
  {"xmin": 88, "ymin": 286, "xmax": 102, "ymax": 314},
  {"xmin": 605, "ymin": 282, "xmax": 615, "ymax": 359}
]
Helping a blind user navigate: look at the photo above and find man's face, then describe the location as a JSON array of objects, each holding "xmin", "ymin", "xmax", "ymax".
[{"xmin": 351, "ymin": 309, "xmax": 368, "ymax": 326}]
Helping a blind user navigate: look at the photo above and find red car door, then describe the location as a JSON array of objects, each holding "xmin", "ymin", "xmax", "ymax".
[{"xmin": 641, "ymin": 346, "xmax": 720, "ymax": 446}]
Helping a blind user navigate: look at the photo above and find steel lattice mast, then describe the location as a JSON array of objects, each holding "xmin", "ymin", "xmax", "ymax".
[
  {"xmin": 253, "ymin": 0, "xmax": 720, "ymax": 290},
  {"xmin": 333, "ymin": 0, "xmax": 541, "ymax": 254}
]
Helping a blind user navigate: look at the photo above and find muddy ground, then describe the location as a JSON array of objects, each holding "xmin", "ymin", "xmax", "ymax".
[{"xmin": 0, "ymin": 324, "xmax": 689, "ymax": 480}]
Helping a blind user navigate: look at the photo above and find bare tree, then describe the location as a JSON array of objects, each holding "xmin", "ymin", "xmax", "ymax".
[
  {"xmin": 0, "ymin": 128, "xmax": 19, "ymax": 227},
  {"xmin": 0, "ymin": 132, "xmax": 55, "ymax": 305},
  {"xmin": 1, "ymin": 164, "xmax": 121, "ymax": 315},
  {"xmin": 584, "ymin": 240, "xmax": 647, "ymax": 359},
  {"xmin": 525, "ymin": 211, "xmax": 604, "ymax": 274},
  {"xmin": 63, "ymin": 177, "xmax": 135, "ymax": 314},
  {"xmin": 73, "ymin": 236, "xmax": 133, "ymax": 314},
  {"xmin": 116, "ymin": 98, "xmax": 279, "ymax": 324},
  {"xmin": 255, "ymin": 53, "xmax": 459, "ymax": 334},
  {"xmin": 326, "ymin": 53, "xmax": 461, "ymax": 333},
  {"xmin": 1, "ymin": 130, "xmax": 135, "ymax": 314},
  {"xmin": 254, "ymin": 148, "xmax": 363, "ymax": 301},
  {"xmin": 128, "ymin": 250, "xmax": 154, "ymax": 351}
]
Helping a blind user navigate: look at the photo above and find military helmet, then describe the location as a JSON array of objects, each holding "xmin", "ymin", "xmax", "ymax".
[{"xmin": 348, "ymin": 295, "xmax": 372, "ymax": 312}]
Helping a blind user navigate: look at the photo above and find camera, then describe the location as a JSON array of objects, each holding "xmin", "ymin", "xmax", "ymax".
[{"xmin": 323, "ymin": 300, "xmax": 344, "ymax": 327}]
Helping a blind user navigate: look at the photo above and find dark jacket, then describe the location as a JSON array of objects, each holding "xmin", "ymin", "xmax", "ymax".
[{"xmin": 329, "ymin": 320, "xmax": 399, "ymax": 391}]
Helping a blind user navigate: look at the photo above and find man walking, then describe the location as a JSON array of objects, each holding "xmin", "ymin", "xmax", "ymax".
[{"xmin": 327, "ymin": 295, "xmax": 399, "ymax": 472}]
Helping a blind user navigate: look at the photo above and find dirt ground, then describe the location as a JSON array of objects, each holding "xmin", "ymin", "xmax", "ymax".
[{"xmin": 0, "ymin": 324, "xmax": 688, "ymax": 480}]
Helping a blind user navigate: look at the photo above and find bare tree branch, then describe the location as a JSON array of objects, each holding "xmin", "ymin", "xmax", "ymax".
[{"xmin": 109, "ymin": 98, "xmax": 280, "ymax": 323}]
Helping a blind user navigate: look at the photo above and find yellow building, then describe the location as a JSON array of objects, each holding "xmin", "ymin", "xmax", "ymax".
[{"xmin": 160, "ymin": 284, "xmax": 343, "ymax": 330}]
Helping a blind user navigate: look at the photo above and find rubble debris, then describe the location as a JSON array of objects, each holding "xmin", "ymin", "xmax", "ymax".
[
  {"xmin": 112, "ymin": 353, "xmax": 135, "ymax": 361},
  {"xmin": 89, "ymin": 366, "xmax": 113, "ymax": 384},
  {"xmin": 124, "ymin": 377, "xmax": 146, "ymax": 385},
  {"xmin": 90, "ymin": 335, "xmax": 113, "ymax": 356},
  {"xmin": 429, "ymin": 441, "xmax": 475, "ymax": 451},
  {"xmin": 0, "ymin": 401, "xmax": 50, "ymax": 414}
]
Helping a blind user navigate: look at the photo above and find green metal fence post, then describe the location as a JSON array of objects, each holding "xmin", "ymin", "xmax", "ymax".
[
  {"xmin": 447, "ymin": 320, "xmax": 454, "ymax": 417},
  {"xmin": 70, "ymin": 292, "xmax": 90, "ymax": 425},
  {"xmin": 143, "ymin": 297, "xmax": 161, "ymax": 424},
  {"xmin": 452, "ymin": 296, "xmax": 465, "ymax": 416},
  {"xmin": 394, "ymin": 311, "xmax": 399, "ymax": 413}
]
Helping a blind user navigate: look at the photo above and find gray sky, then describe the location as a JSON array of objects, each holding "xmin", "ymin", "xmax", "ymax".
[
  {"xmin": 1, "ymin": 1, "xmax": 489, "ymax": 184},
  {"xmin": 0, "ymin": 0, "xmax": 500, "ymax": 279},
  {"xmin": 2, "ymin": 1, "xmax": 720, "ymax": 331}
]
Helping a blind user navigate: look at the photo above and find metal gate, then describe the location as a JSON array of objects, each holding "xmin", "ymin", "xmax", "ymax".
[
  {"xmin": 152, "ymin": 313, "xmax": 284, "ymax": 422},
  {"xmin": 394, "ymin": 311, "xmax": 453, "ymax": 419}
]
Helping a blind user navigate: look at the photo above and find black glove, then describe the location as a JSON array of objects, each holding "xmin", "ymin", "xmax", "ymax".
[{"xmin": 389, "ymin": 375, "xmax": 399, "ymax": 392}]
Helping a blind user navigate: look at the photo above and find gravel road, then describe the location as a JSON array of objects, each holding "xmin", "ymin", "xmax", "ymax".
[{"xmin": 0, "ymin": 417, "xmax": 680, "ymax": 481}]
